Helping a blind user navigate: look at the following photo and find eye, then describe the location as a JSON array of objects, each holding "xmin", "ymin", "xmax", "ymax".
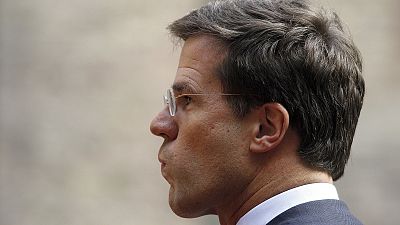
[
  {"xmin": 181, "ymin": 95, "xmax": 192, "ymax": 105},
  {"xmin": 175, "ymin": 94, "xmax": 193, "ymax": 108}
]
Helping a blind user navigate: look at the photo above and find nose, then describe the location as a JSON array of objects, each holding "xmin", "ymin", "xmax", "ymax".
[{"xmin": 150, "ymin": 108, "xmax": 178, "ymax": 140}]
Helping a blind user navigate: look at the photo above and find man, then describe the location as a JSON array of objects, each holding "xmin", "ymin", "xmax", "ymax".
[{"xmin": 150, "ymin": 0, "xmax": 365, "ymax": 224}]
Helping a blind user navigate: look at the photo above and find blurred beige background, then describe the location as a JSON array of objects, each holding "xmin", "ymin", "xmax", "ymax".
[{"xmin": 0, "ymin": 0, "xmax": 399, "ymax": 224}]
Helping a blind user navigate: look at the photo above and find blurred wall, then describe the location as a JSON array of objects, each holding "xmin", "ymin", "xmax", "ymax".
[{"xmin": 0, "ymin": 0, "xmax": 399, "ymax": 225}]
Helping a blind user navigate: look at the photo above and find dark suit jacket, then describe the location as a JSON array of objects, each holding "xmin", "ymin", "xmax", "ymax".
[{"xmin": 267, "ymin": 199, "xmax": 363, "ymax": 225}]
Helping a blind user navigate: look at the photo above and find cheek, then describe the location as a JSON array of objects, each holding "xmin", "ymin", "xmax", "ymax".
[
  {"xmin": 167, "ymin": 115, "xmax": 255, "ymax": 215},
  {"xmin": 174, "ymin": 118, "xmax": 247, "ymax": 184},
  {"xmin": 176, "ymin": 119, "xmax": 230, "ymax": 162}
]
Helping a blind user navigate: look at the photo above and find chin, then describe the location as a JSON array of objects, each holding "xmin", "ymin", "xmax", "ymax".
[
  {"xmin": 169, "ymin": 200, "xmax": 208, "ymax": 218},
  {"xmin": 171, "ymin": 206, "xmax": 215, "ymax": 218},
  {"xmin": 171, "ymin": 207, "xmax": 199, "ymax": 218},
  {"xmin": 168, "ymin": 190, "xmax": 213, "ymax": 218}
]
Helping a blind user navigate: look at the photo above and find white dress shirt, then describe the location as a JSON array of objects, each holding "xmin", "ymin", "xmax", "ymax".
[{"xmin": 236, "ymin": 183, "xmax": 339, "ymax": 225}]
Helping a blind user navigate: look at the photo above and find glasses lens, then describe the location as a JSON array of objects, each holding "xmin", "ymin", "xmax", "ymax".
[
  {"xmin": 163, "ymin": 95, "xmax": 168, "ymax": 106},
  {"xmin": 167, "ymin": 88, "xmax": 176, "ymax": 116}
]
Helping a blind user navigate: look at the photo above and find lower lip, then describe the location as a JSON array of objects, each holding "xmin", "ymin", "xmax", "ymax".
[
  {"xmin": 161, "ymin": 163, "xmax": 166, "ymax": 174},
  {"xmin": 160, "ymin": 163, "xmax": 171, "ymax": 183}
]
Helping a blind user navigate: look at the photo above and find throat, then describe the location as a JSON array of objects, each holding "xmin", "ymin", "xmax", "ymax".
[{"xmin": 215, "ymin": 167, "xmax": 332, "ymax": 225}]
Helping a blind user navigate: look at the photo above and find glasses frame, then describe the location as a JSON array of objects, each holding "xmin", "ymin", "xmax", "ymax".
[{"xmin": 163, "ymin": 88, "xmax": 241, "ymax": 116}]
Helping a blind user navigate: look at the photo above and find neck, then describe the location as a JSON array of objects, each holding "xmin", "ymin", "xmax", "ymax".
[{"xmin": 216, "ymin": 147, "xmax": 333, "ymax": 225}]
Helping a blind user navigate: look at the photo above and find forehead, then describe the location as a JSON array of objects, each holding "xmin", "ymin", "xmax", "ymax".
[{"xmin": 174, "ymin": 35, "xmax": 226, "ymax": 92}]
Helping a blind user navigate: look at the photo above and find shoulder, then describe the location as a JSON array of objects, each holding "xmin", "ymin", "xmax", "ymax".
[{"xmin": 267, "ymin": 199, "xmax": 363, "ymax": 225}]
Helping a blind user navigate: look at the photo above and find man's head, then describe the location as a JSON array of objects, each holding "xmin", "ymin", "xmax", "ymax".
[
  {"xmin": 151, "ymin": 35, "xmax": 265, "ymax": 218},
  {"xmin": 167, "ymin": 0, "xmax": 364, "ymax": 180},
  {"xmin": 150, "ymin": 0, "xmax": 364, "ymax": 220}
]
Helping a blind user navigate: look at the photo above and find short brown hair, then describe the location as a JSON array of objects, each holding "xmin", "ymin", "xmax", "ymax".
[{"xmin": 168, "ymin": 0, "xmax": 365, "ymax": 180}]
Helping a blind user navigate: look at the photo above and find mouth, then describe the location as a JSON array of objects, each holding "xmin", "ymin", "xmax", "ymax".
[
  {"xmin": 158, "ymin": 155, "xmax": 166, "ymax": 168},
  {"xmin": 160, "ymin": 162, "xmax": 173, "ymax": 185},
  {"xmin": 160, "ymin": 162, "xmax": 166, "ymax": 171},
  {"xmin": 159, "ymin": 157, "xmax": 168, "ymax": 177},
  {"xmin": 158, "ymin": 148, "xmax": 170, "ymax": 182}
]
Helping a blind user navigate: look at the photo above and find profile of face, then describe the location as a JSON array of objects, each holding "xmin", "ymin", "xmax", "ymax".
[{"xmin": 150, "ymin": 36, "xmax": 258, "ymax": 218}]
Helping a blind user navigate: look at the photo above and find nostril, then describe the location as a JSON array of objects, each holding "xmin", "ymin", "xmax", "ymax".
[{"xmin": 159, "ymin": 133, "xmax": 169, "ymax": 140}]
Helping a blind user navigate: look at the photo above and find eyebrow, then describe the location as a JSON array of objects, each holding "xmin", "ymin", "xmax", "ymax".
[{"xmin": 172, "ymin": 82, "xmax": 196, "ymax": 94}]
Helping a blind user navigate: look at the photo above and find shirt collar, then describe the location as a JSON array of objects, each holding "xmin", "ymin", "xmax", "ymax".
[{"xmin": 236, "ymin": 183, "xmax": 339, "ymax": 225}]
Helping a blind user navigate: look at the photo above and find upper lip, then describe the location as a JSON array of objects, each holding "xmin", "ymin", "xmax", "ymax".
[{"xmin": 158, "ymin": 149, "xmax": 166, "ymax": 165}]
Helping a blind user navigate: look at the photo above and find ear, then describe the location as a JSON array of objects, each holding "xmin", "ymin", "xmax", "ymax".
[{"xmin": 249, "ymin": 103, "xmax": 289, "ymax": 153}]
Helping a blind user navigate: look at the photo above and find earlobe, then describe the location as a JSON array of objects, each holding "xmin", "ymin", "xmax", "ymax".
[{"xmin": 249, "ymin": 103, "xmax": 289, "ymax": 153}]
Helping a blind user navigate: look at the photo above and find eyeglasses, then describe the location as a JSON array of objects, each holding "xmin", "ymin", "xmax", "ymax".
[{"xmin": 163, "ymin": 88, "xmax": 241, "ymax": 116}]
